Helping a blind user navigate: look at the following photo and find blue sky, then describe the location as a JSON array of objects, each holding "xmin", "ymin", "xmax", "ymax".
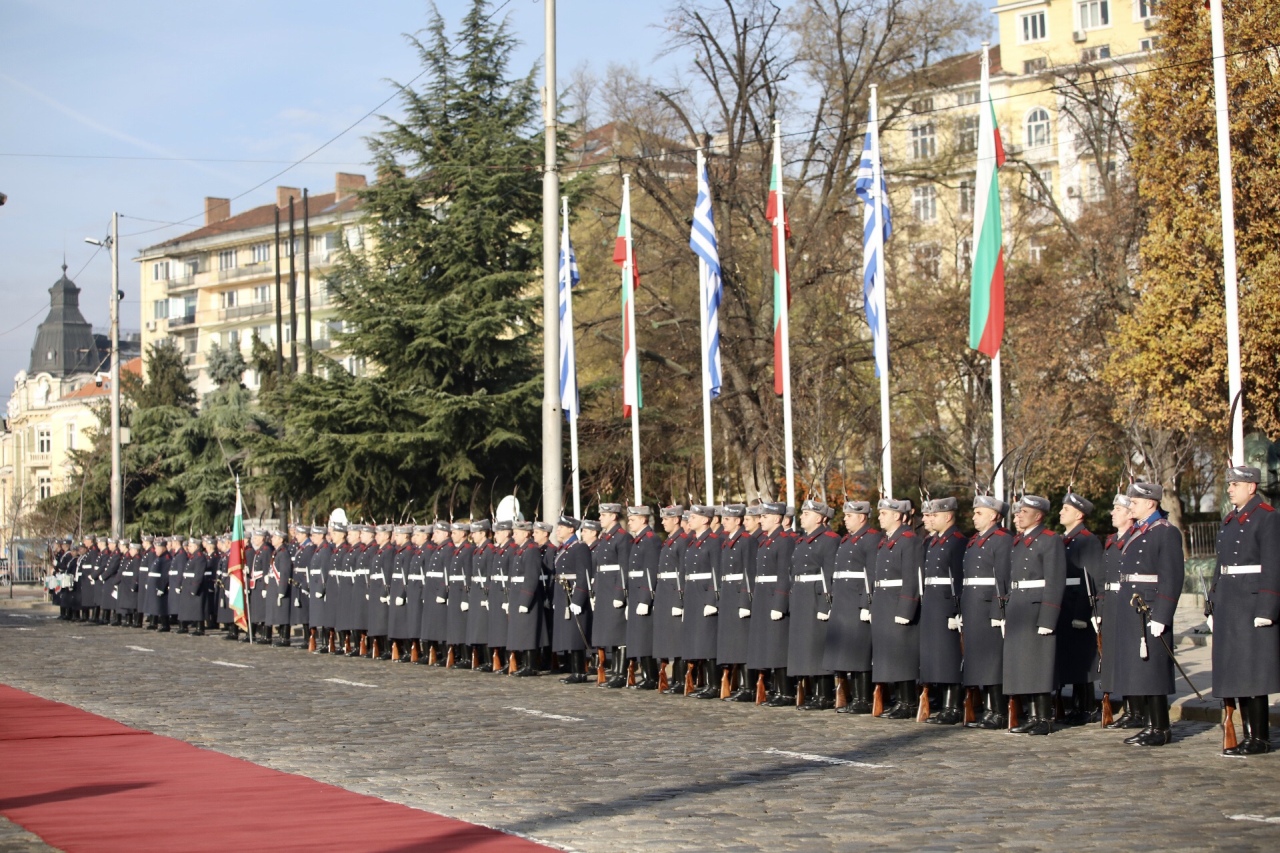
[{"xmin": 0, "ymin": 0, "xmax": 677, "ymax": 405}]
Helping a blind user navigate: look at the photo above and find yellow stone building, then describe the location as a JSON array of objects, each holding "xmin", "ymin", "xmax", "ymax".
[{"xmin": 134, "ymin": 174, "xmax": 368, "ymax": 397}]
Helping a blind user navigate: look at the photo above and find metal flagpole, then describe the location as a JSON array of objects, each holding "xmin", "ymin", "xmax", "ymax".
[
  {"xmin": 623, "ymin": 174, "xmax": 642, "ymax": 506},
  {"xmin": 562, "ymin": 196, "xmax": 581, "ymax": 519},
  {"xmin": 697, "ymin": 149, "xmax": 715, "ymax": 506},
  {"xmin": 991, "ymin": 351, "xmax": 1005, "ymax": 502},
  {"xmin": 1209, "ymin": 0, "xmax": 1244, "ymax": 464},
  {"xmin": 869, "ymin": 86, "xmax": 893, "ymax": 498},
  {"xmin": 773, "ymin": 120, "xmax": 796, "ymax": 508},
  {"xmin": 541, "ymin": 0, "xmax": 563, "ymax": 519}
]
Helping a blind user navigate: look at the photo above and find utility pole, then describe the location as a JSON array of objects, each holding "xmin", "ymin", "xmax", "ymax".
[
  {"xmin": 85, "ymin": 213, "xmax": 122, "ymax": 539},
  {"xmin": 303, "ymin": 188, "xmax": 313, "ymax": 375},
  {"xmin": 540, "ymin": 0, "xmax": 562, "ymax": 522}
]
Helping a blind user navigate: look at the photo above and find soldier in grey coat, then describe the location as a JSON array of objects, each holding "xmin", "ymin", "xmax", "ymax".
[
  {"xmin": 654, "ymin": 506, "xmax": 688, "ymax": 694},
  {"xmin": 788, "ymin": 500, "xmax": 841, "ymax": 710},
  {"xmin": 919, "ymin": 497, "xmax": 967, "ymax": 725},
  {"xmin": 1101, "ymin": 494, "xmax": 1139, "ymax": 728},
  {"xmin": 507, "ymin": 521, "xmax": 544, "ymax": 675},
  {"xmin": 591, "ymin": 504, "xmax": 632, "ymax": 689},
  {"xmin": 168, "ymin": 538, "xmax": 189, "ymax": 632},
  {"xmin": 962, "ymin": 495, "xmax": 1013, "ymax": 729},
  {"xmin": 552, "ymin": 517, "xmax": 593, "ymax": 683},
  {"xmin": 1057, "ymin": 493, "xmax": 1104, "ymax": 725},
  {"xmin": 824, "ymin": 501, "xmax": 880, "ymax": 714},
  {"xmin": 177, "ymin": 537, "xmax": 211, "ymax": 635},
  {"xmin": 268, "ymin": 530, "xmax": 294, "ymax": 646},
  {"xmin": 871, "ymin": 499, "xmax": 923, "ymax": 719},
  {"xmin": 1209, "ymin": 465, "xmax": 1280, "ymax": 755},
  {"xmin": 715, "ymin": 505, "xmax": 757, "ymax": 701},
  {"xmin": 749, "ymin": 503, "xmax": 796, "ymax": 706},
  {"xmin": 1004, "ymin": 495, "xmax": 1067, "ymax": 736},
  {"xmin": 681, "ymin": 505, "xmax": 722, "ymax": 698},
  {"xmin": 624, "ymin": 506, "xmax": 662, "ymax": 689}
]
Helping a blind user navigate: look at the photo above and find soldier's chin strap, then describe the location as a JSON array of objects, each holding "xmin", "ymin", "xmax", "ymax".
[{"xmin": 1130, "ymin": 593, "xmax": 1203, "ymax": 699}]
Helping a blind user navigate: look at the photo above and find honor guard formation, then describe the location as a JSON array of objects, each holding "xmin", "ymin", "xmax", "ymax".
[{"xmin": 42, "ymin": 465, "xmax": 1278, "ymax": 755}]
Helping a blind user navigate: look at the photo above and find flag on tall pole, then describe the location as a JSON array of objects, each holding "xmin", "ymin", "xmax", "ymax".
[
  {"xmin": 613, "ymin": 175, "xmax": 643, "ymax": 504},
  {"xmin": 226, "ymin": 478, "xmax": 248, "ymax": 631},
  {"xmin": 768, "ymin": 121, "xmax": 796, "ymax": 508},
  {"xmin": 968, "ymin": 43, "xmax": 1007, "ymax": 500},
  {"xmin": 691, "ymin": 149, "xmax": 722, "ymax": 505},
  {"xmin": 855, "ymin": 84, "xmax": 894, "ymax": 497},
  {"xmin": 558, "ymin": 196, "xmax": 582, "ymax": 518}
]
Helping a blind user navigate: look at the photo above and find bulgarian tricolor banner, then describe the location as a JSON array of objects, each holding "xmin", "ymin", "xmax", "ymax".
[
  {"xmin": 767, "ymin": 128, "xmax": 792, "ymax": 397},
  {"xmin": 613, "ymin": 176, "xmax": 642, "ymax": 418},
  {"xmin": 226, "ymin": 480, "xmax": 248, "ymax": 630},
  {"xmin": 968, "ymin": 44, "xmax": 1006, "ymax": 358}
]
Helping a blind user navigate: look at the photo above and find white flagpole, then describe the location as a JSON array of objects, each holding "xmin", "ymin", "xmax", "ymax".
[
  {"xmin": 623, "ymin": 175, "xmax": 642, "ymax": 505},
  {"xmin": 978, "ymin": 43, "xmax": 1006, "ymax": 503},
  {"xmin": 869, "ymin": 85, "xmax": 893, "ymax": 498},
  {"xmin": 773, "ymin": 121, "xmax": 796, "ymax": 508},
  {"xmin": 697, "ymin": 149, "xmax": 716, "ymax": 506},
  {"xmin": 562, "ymin": 196, "xmax": 581, "ymax": 518},
  {"xmin": 1209, "ymin": 0, "xmax": 1244, "ymax": 464}
]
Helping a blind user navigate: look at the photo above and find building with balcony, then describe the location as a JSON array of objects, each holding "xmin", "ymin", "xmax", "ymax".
[{"xmin": 134, "ymin": 173, "xmax": 368, "ymax": 397}]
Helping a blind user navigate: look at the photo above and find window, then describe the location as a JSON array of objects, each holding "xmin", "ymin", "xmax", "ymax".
[
  {"xmin": 1139, "ymin": 37, "xmax": 1160, "ymax": 52},
  {"xmin": 910, "ymin": 243, "xmax": 941, "ymax": 279},
  {"xmin": 912, "ymin": 97, "xmax": 934, "ymax": 115},
  {"xmin": 37, "ymin": 426, "xmax": 51, "ymax": 454},
  {"xmin": 152, "ymin": 261, "xmax": 170, "ymax": 281},
  {"xmin": 958, "ymin": 116, "xmax": 980, "ymax": 153},
  {"xmin": 250, "ymin": 243, "xmax": 270, "ymax": 264},
  {"xmin": 1081, "ymin": 45, "xmax": 1111, "ymax": 62},
  {"xmin": 183, "ymin": 258, "xmax": 200, "ymax": 278},
  {"xmin": 1136, "ymin": 0, "xmax": 1158, "ymax": 19},
  {"xmin": 1028, "ymin": 236, "xmax": 1048, "ymax": 265},
  {"xmin": 1086, "ymin": 160, "xmax": 1116, "ymax": 202},
  {"xmin": 66, "ymin": 423, "xmax": 77, "ymax": 451},
  {"xmin": 1020, "ymin": 11, "xmax": 1047, "ymax": 43},
  {"xmin": 912, "ymin": 185, "xmax": 937, "ymax": 222},
  {"xmin": 279, "ymin": 237, "xmax": 299, "ymax": 257},
  {"xmin": 253, "ymin": 285, "xmax": 271, "ymax": 303},
  {"xmin": 911, "ymin": 124, "xmax": 936, "ymax": 160},
  {"xmin": 1078, "ymin": 0, "xmax": 1109, "ymax": 30},
  {"xmin": 255, "ymin": 325, "xmax": 272, "ymax": 342},
  {"xmin": 957, "ymin": 237, "xmax": 973, "ymax": 275},
  {"xmin": 1025, "ymin": 108, "xmax": 1052, "ymax": 149},
  {"xmin": 226, "ymin": 329, "xmax": 241, "ymax": 347},
  {"xmin": 1029, "ymin": 168, "xmax": 1053, "ymax": 206},
  {"xmin": 183, "ymin": 336, "xmax": 198, "ymax": 355},
  {"xmin": 956, "ymin": 89, "xmax": 980, "ymax": 107},
  {"xmin": 1024, "ymin": 57, "xmax": 1048, "ymax": 74},
  {"xmin": 152, "ymin": 299, "xmax": 169, "ymax": 320},
  {"xmin": 218, "ymin": 249, "xmax": 238, "ymax": 271},
  {"xmin": 38, "ymin": 474, "xmax": 53, "ymax": 501},
  {"xmin": 221, "ymin": 290, "xmax": 238, "ymax": 309},
  {"xmin": 959, "ymin": 179, "xmax": 975, "ymax": 216}
]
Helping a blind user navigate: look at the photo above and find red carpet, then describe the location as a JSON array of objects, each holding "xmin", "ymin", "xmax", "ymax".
[{"xmin": 0, "ymin": 684, "xmax": 551, "ymax": 852}]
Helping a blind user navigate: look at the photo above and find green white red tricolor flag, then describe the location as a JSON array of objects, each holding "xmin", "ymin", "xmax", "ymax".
[
  {"xmin": 613, "ymin": 176, "xmax": 642, "ymax": 418},
  {"xmin": 968, "ymin": 44, "xmax": 1006, "ymax": 358},
  {"xmin": 768, "ymin": 131, "xmax": 792, "ymax": 397},
  {"xmin": 226, "ymin": 480, "xmax": 248, "ymax": 630}
]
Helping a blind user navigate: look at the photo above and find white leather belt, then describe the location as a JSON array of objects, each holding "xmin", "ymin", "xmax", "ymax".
[
  {"xmin": 722, "ymin": 573, "xmax": 744, "ymax": 581},
  {"xmin": 924, "ymin": 577, "xmax": 952, "ymax": 585},
  {"xmin": 356, "ymin": 570, "xmax": 369, "ymax": 576},
  {"xmin": 424, "ymin": 571, "xmax": 443, "ymax": 578},
  {"xmin": 964, "ymin": 577, "xmax": 996, "ymax": 586},
  {"xmin": 408, "ymin": 575, "xmax": 424, "ymax": 581},
  {"xmin": 492, "ymin": 575, "xmax": 508, "ymax": 582},
  {"xmin": 557, "ymin": 573, "xmax": 577, "ymax": 581},
  {"xmin": 1105, "ymin": 582, "xmax": 1120, "ymax": 591},
  {"xmin": 1224, "ymin": 565, "xmax": 1262, "ymax": 575},
  {"xmin": 657, "ymin": 572, "xmax": 679, "ymax": 580},
  {"xmin": 628, "ymin": 571, "xmax": 646, "ymax": 578},
  {"xmin": 182, "ymin": 573, "xmax": 195, "ymax": 578},
  {"xmin": 510, "ymin": 575, "xmax": 525, "ymax": 583},
  {"xmin": 756, "ymin": 575, "xmax": 778, "ymax": 583},
  {"xmin": 795, "ymin": 573, "xmax": 824, "ymax": 582},
  {"xmin": 598, "ymin": 565, "xmax": 620, "ymax": 572},
  {"xmin": 833, "ymin": 571, "xmax": 865, "ymax": 580},
  {"xmin": 448, "ymin": 575, "xmax": 465, "ymax": 582},
  {"xmin": 876, "ymin": 579, "xmax": 903, "ymax": 588},
  {"xmin": 687, "ymin": 573, "xmax": 713, "ymax": 581},
  {"xmin": 1123, "ymin": 574, "xmax": 1158, "ymax": 584},
  {"xmin": 1013, "ymin": 579, "xmax": 1046, "ymax": 589},
  {"xmin": 471, "ymin": 576, "xmax": 486, "ymax": 582},
  {"xmin": 1064, "ymin": 578, "xmax": 1081, "ymax": 586}
]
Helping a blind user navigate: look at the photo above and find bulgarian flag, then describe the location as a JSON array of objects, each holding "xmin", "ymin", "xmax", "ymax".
[
  {"xmin": 969, "ymin": 44, "xmax": 1006, "ymax": 358},
  {"xmin": 612, "ymin": 176, "xmax": 642, "ymax": 418},
  {"xmin": 226, "ymin": 480, "xmax": 248, "ymax": 630},
  {"xmin": 767, "ymin": 127, "xmax": 792, "ymax": 396}
]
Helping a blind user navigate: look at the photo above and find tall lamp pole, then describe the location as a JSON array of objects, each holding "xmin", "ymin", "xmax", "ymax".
[
  {"xmin": 541, "ymin": 0, "xmax": 562, "ymax": 522},
  {"xmin": 85, "ymin": 212, "xmax": 122, "ymax": 539}
]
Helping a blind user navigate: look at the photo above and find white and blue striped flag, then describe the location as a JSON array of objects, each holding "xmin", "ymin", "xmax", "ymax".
[
  {"xmin": 558, "ymin": 212, "xmax": 581, "ymax": 419},
  {"xmin": 689, "ymin": 156, "xmax": 723, "ymax": 399},
  {"xmin": 854, "ymin": 103, "xmax": 892, "ymax": 378}
]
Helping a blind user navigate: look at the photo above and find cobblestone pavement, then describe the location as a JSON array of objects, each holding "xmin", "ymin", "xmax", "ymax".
[{"xmin": 3, "ymin": 607, "xmax": 1280, "ymax": 852}]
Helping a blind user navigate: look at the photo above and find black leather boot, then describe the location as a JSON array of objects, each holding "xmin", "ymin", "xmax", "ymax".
[
  {"xmin": 662, "ymin": 658, "xmax": 686, "ymax": 694},
  {"xmin": 727, "ymin": 665, "xmax": 754, "ymax": 702},
  {"xmin": 883, "ymin": 681, "xmax": 914, "ymax": 719},
  {"xmin": 1107, "ymin": 696, "xmax": 1143, "ymax": 729},
  {"xmin": 843, "ymin": 671, "xmax": 873, "ymax": 714},
  {"xmin": 1010, "ymin": 694, "xmax": 1041, "ymax": 734},
  {"xmin": 762, "ymin": 668, "xmax": 793, "ymax": 707},
  {"xmin": 1134, "ymin": 695, "xmax": 1171, "ymax": 746},
  {"xmin": 560, "ymin": 649, "xmax": 588, "ymax": 683},
  {"xmin": 927, "ymin": 684, "xmax": 963, "ymax": 725},
  {"xmin": 1011, "ymin": 693, "xmax": 1053, "ymax": 735},
  {"xmin": 192, "ymin": 622, "xmax": 205, "ymax": 636},
  {"xmin": 1238, "ymin": 696, "xmax": 1273, "ymax": 755},
  {"xmin": 1123, "ymin": 697, "xmax": 1153, "ymax": 744},
  {"xmin": 631, "ymin": 657, "xmax": 658, "ymax": 689},
  {"xmin": 1058, "ymin": 684, "xmax": 1090, "ymax": 726},
  {"xmin": 604, "ymin": 648, "xmax": 628, "ymax": 688}
]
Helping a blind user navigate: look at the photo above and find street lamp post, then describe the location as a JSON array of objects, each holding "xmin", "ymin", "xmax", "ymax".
[{"xmin": 85, "ymin": 212, "xmax": 122, "ymax": 539}]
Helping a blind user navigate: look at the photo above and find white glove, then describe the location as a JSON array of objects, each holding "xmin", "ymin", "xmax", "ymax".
[
  {"xmin": 817, "ymin": 611, "xmax": 830, "ymax": 621},
  {"xmin": 1206, "ymin": 615, "xmax": 1213, "ymax": 631},
  {"xmin": 460, "ymin": 601, "xmax": 469, "ymax": 611},
  {"xmin": 1090, "ymin": 616, "xmax": 1101, "ymax": 632},
  {"xmin": 277, "ymin": 594, "xmax": 285, "ymax": 605},
  {"xmin": 157, "ymin": 589, "xmax": 164, "ymax": 596},
  {"xmin": 111, "ymin": 589, "xmax": 118, "ymax": 599},
  {"xmin": 590, "ymin": 597, "xmax": 597, "ymax": 610},
  {"xmin": 703, "ymin": 604, "xmax": 718, "ymax": 616},
  {"xmin": 635, "ymin": 603, "xmax": 649, "ymax": 615},
  {"xmin": 1255, "ymin": 617, "xmax": 1274, "ymax": 628},
  {"xmin": 570, "ymin": 603, "xmax": 583, "ymax": 615},
  {"xmin": 947, "ymin": 616, "xmax": 961, "ymax": 631},
  {"xmin": 293, "ymin": 599, "xmax": 300, "ymax": 607},
  {"xmin": 672, "ymin": 606, "xmax": 684, "ymax": 617},
  {"xmin": 1037, "ymin": 626, "xmax": 1054, "ymax": 635},
  {"xmin": 738, "ymin": 607, "xmax": 751, "ymax": 618},
  {"xmin": 1071, "ymin": 619, "xmax": 1087, "ymax": 629},
  {"xmin": 395, "ymin": 596, "xmax": 404, "ymax": 606},
  {"xmin": 860, "ymin": 608, "xmax": 871, "ymax": 622},
  {"xmin": 518, "ymin": 605, "xmax": 529, "ymax": 614},
  {"xmin": 613, "ymin": 599, "xmax": 625, "ymax": 608},
  {"xmin": 435, "ymin": 596, "xmax": 446, "ymax": 604},
  {"xmin": 481, "ymin": 600, "xmax": 490, "ymax": 609},
  {"xmin": 1149, "ymin": 621, "xmax": 1165, "ymax": 638},
  {"xmin": 990, "ymin": 618, "xmax": 1004, "ymax": 629},
  {"xmin": 894, "ymin": 616, "xmax": 909, "ymax": 625},
  {"xmin": 502, "ymin": 602, "xmax": 509, "ymax": 613},
  {"xmin": 770, "ymin": 609, "xmax": 784, "ymax": 621},
  {"xmin": 564, "ymin": 608, "xmax": 572, "ymax": 620},
  {"xmin": 381, "ymin": 596, "xmax": 390, "ymax": 605}
]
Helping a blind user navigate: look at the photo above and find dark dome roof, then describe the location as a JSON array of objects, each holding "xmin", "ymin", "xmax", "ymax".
[{"xmin": 29, "ymin": 265, "xmax": 101, "ymax": 377}]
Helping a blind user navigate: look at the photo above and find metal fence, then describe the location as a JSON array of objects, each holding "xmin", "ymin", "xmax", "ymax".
[{"xmin": 1187, "ymin": 521, "xmax": 1219, "ymax": 558}]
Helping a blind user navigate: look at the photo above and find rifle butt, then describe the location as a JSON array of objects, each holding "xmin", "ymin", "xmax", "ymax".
[
  {"xmin": 872, "ymin": 683, "xmax": 884, "ymax": 717},
  {"xmin": 1100, "ymin": 692, "xmax": 1114, "ymax": 727},
  {"xmin": 359, "ymin": 633, "xmax": 368, "ymax": 657},
  {"xmin": 963, "ymin": 687, "xmax": 976, "ymax": 725},
  {"xmin": 328, "ymin": 630, "xmax": 337, "ymax": 655},
  {"xmin": 597, "ymin": 648, "xmax": 607, "ymax": 684},
  {"xmin": 626, "ymin": 659, "xmax": 636, "ymax": 687},
  {"xmin": 917, "ymin": 685, "xmax": 930, "ymax": 722},
  {"xmin": 684, "ymin": 662, "xmax": 695, "ymax": 698},
  {"xmin": 834, "ymin": 675, "xmax": 849, "ymax": 710},
  {"xmin": 307, "ymin": 627, "xmax": 317, "ymax": 652},
  {"xmin": 720, "ymin": 666, "xmax": 731, "ymax": 699},
  {"xmin": 1224, "ymin": 700, "xmax": 1239, "ymax": 751},
  {"xmin": 445, "ymin": 645, "xmax": 455, "ymax": 669},
  {"xmin": 428, "ymin": 643, "xmax": 438, "ymax": 666},
  {"xmin": 470, "ymin": 647, "xmax": 479, "ymax": 670},
  {"xmin": 1008, "ymin": 696, "xmax": 1019, "ymax": 730},
  {"xmin": 372, "ymin": 637, "xmax": 382, "ymax": 659},
  {"xmin": 509, "ymin": 651, "xmax": 518, "ymax": 674},
  {"xmin": 493, "ymin": 648, "xmax": 502, "ymax": 672},
  {"xmin": 756, "ymin": 671, "xmax": 767, "ymax": 705},
  {"xmin": 658, "ymin": 660, "xmax": 669, "ymax": 693},
  {"xmin": 795, "ymin": 677, "xmax": 806, "ymax": 708},
  {"xmin": 391, "ymin": 640, "xmax": 400, "ymax": 661},
  {"xmin": 411, "ymin": 641, "xmax": 420, "ymax": 663}
]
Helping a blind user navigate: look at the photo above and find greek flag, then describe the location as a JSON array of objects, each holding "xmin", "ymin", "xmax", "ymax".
[
  {"xmin": 689, "ymin": 156, "xmax": 723, "ymax": 398},
  {"xmin": 854, "ymin": 108, "xmax": 892, "ymax": 378},
  {"xmin": 558, "ymin": 216, "xmax": 580, "ymax": 419}
]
